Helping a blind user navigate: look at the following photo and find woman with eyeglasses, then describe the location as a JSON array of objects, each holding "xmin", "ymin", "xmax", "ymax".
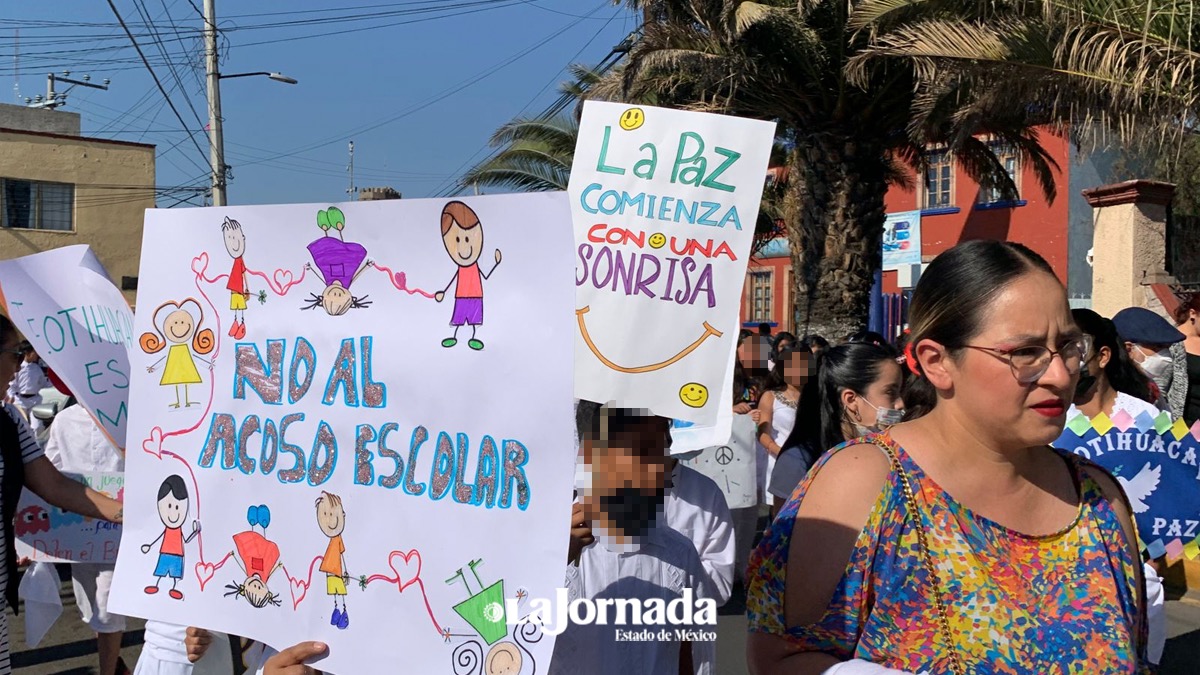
[{"xmin": 747, "ymin": 240, "xmax": 1149, "ymax": 675}]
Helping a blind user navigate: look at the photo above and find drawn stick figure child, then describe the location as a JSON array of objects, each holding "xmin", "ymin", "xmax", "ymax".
[
  {"xmin": 434, "ymin": 201, "xmax": 501, "ymax": 351},
  {"xmin": 141, "ymin": 475, "xmax": 201, "ymax": 600},
  {"xmin": 222, "ymin": 217, "xmax": 250, "ymax": 339},
  {"xmin": 304, "ymin": 207, "xmax": 374, "ymax": 316},
  {"xmin": 140, "ymin": 300, "xmax": 216, "ymax": 409},
  {"xmin": 226, "ymin": 504, "xmax": 282, "ymax": 608},
  {"xmin": 315, "ymin": 491, "xmax": 350, "ymax": 629}
]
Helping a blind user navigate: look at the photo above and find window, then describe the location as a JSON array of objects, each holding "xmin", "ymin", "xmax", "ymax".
[
  {"xmin": 978, "ymin": 145, "xmax": 1020, "ymax": 204},
  {"xmin": 1, "ymin": 178, "xmax": 74, "ymax": 231},
  {"xmin": 750, "ymin": 270, "xmax": 772, "ymax": 323},
  {"xmin": 923, "ymin": 150, "xmax": 953, "ymax": 209}
]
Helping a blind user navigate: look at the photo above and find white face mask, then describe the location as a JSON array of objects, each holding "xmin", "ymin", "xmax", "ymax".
[
  {"xmin": 853, "ymin": 395, "xmax": 905, "ymax": 434},
  {"xmin": 1136, "ymin": 346, "xmax": 1173, "ymax": 383}
]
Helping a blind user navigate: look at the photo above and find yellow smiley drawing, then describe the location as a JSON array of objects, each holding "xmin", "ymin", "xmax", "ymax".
[
  {"xmin": 648, "ymin": 233, "xmax": 666, "ymax": 249},
  {"xmin": 680, "ymin": 383, "xmax": 709, "ymax": 408},
  {"xmin": 618, "ymin": 107, "xmax": 645, "ymax": 131}
]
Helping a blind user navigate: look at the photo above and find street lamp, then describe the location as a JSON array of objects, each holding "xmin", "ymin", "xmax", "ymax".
[
  {"xmin": 206, "ymin": 66, "xmax": 298, "ymax": 206},
  {"xmin": 220, "ymin": 71, "xmax": 299, "ymax": 85}
]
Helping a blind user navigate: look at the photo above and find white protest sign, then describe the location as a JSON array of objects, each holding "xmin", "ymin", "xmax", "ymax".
[
  {"xmin": 109, "ymin": 194, "xmax": 576, "ymax": 675},
  {"xmin": 16, "ymin": 472, "xmax": 124, "ymax": 563},
  {"xmin": 568, "ymin": 101, "xmax": 775, "ymax": 447},
  {"xmin": 676, "ymin": 414, "xmax": 756, "ymax": 509},
  {"xmin": 0, "ymin": 245, "xmax": 133, "ymax": 449}
]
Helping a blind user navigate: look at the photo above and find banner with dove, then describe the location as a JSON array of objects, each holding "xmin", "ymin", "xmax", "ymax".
[
  {"xmin": 1054, "ymin": 410, "xmax": 1200, "ymax": 562},
  {"xmin": 109, "ymin": 195, "xmax": 577, "ymax": 675}
]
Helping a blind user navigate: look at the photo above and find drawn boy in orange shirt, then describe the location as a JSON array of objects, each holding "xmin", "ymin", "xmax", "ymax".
[{"xmin": 316, "ymin": 491, "xmax": 350, "ymax": 630}]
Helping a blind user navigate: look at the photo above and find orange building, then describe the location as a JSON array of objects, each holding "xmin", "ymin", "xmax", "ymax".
[{"xmin": 742, "ymin": 130, "xmax": 1105, "ymax": 337}]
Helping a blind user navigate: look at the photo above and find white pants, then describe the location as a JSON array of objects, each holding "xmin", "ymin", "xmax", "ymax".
[{"xmin": 72, "ymin": 563, "xmax": 126, "ymax": 634}]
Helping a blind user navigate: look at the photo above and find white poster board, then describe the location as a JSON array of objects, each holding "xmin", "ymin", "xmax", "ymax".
[
  {"xmin": 568, "ymin": 101, "xmax": 775, "ymax": 448},
  {"xmin": 676, "ymin": 414, "xmax": 756, "ymax": 509},
  {"xmin": 16, "ymin": 472, "xmax": 123, "ymax": 563},
  {"xmin": 109, "ymin": 194, "xmax": 576, "ymax": 675},
  {"xmin": 0, "ymin": 245, "xmax": 133, "ymax": 449}
]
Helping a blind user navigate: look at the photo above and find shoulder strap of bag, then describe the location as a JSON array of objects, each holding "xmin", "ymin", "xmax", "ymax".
[{"xmin": 868, "ymin": 435, "xmax": 965, "ymax": 675}]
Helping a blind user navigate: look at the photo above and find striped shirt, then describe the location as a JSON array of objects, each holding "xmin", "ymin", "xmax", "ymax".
[{"xmin": 0, "ymin": 403, "xmax": 47, "ymax": 674}]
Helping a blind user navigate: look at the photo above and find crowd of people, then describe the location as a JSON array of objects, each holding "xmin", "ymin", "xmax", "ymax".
[{"xmin": 3, "ymin": 238, "xmax": 1199, "ymax": 674}]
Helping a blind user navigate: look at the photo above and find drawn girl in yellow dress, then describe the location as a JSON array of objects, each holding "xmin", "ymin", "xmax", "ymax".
[{"xmin": 140, "ymin": 299, "xmax": 216, "ymax": 409}]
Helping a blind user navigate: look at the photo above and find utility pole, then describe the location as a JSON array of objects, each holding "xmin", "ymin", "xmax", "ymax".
[
  {"xmin": 204, "ymin": 0, "xmax": 226, "ymax": 206},
  {"xmin": 347, "ymin": 141, "xmax": 357, "ymax": 201}
]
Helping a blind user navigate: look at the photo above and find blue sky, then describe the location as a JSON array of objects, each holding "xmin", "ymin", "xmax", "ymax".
[{"xmin": 2, "ymin": 1, "xmax": 635, "ymax": 205}]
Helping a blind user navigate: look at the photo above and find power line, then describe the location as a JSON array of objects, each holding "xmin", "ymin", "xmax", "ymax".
[{"xmin": 104, "ymin": 0, "xmax": 211, "ymax": 172}]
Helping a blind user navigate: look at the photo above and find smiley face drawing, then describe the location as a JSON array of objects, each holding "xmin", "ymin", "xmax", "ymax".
[
  {"xmin": 680, "ymin": 382, "xmax": 709, "ymax": 408},
  {"xmin": 648, "ymin": 232, "xmax": 666, "ymax": 249},
  {"xmin": 485, "ymin": 642, "xmax": 522, "ymax": 675},
  {"xmin": 618, "ymin": 107, "xmax": 645, "ymax": 131}
]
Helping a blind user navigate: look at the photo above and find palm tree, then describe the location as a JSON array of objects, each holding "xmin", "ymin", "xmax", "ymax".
[
  {"xmin": 459, "ymin": 115, "xmax": 579, "ymax": 192},
  {"xmin": 610, "ymin": 0, "xmax": 1200, "ymax": 337}
]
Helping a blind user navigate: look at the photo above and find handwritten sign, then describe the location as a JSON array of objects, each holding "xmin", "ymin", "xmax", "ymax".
[
  {"xmin": 676, "ymin": 414, "xmax": 756, "ymax": 509},
  {"xmin": 109, "ymin": 194, "xmax": 576, "ymax": 675},
  {"xmin": 1054, "ymin": 411, "xmax": 1200, "ymax": 561},
  {"xmin": 568, "ymin": 101, "xmax": 775, "ymax": 448},
  {"xmin": 0, "ymin": 245, "xmax": 133, "ymax": 449},
  {"xmin": 16, "ymin": 472, "xmax": 124, "ymax": 563}
]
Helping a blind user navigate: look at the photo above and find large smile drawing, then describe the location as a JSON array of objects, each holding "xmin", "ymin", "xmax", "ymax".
[{"xmin": 576, "ymin": 306, "xmax": 722, "ymax": 373}]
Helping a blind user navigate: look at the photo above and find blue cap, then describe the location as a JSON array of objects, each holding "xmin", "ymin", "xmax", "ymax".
[{"xmin": 1111, "ymin": 307, "xmax": 1184, "ymax": 346}]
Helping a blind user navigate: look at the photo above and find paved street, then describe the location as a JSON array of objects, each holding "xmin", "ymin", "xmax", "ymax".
[{"xmin": 7, "ymin": 567, "xmax": 1200, "ymax": 673}]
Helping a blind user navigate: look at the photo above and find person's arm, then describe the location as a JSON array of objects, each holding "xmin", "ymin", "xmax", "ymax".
[
  {"xmin": 24, "ymin": 456, "xmax": 122, "ymax": 523},
  {"xmin": 1083, "ymin": 465, "xmax": 1150, "ymax": 663},
  {"xmin": 757, "ymin": 392, "xmax": 780, "ymax": 456},
  {"xmin": 747, "ymin": 443, "xmax": 891, "ymax": 675},
  {"xmin": 434, "ymin": 272, "xmax": 457, "ymax": 302},
  {"xmin": 698, "ymin": 488, "xmax": 736, "ymax": 605}
]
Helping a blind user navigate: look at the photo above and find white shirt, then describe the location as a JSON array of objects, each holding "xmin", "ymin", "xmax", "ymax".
[
  {"xmin": 548, "ymin": 522, "xmax": 708, "ymax": 675},
  {"xmin": 665, "ymin": 464, "xmax": 734, "ymax": 675},
  {"xmin": 136, "ymin": 621, "xmax": 235, "ymax": 675},
  {"xmin": 44, "ymin": 404, "xmax": 124, "ymax": 473},
  {"xmin": 1066, "ymin": 391, "xmax": 1161, "ymax": 423}
]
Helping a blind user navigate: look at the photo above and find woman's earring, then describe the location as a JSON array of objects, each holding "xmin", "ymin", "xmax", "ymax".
[{"xmin": 851, "ymin": 408, "xmax": 862, "ymax": 422}]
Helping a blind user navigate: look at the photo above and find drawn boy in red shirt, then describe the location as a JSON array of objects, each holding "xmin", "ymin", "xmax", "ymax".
[
  {"xmin": 434, "ymin": 201, "xmax": 501, "ymax": 351},
  {"xmin": 222, "ymin": 217, "xmax": 250, "ymax": 339}
]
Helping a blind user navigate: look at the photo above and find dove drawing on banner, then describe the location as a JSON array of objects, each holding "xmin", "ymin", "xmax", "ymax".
[{"xmin": 1117, "ymin": 463, "xmax": 1161, "ymax": 514}]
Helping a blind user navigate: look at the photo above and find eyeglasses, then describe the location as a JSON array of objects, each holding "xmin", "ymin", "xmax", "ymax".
[{"xmin": 962, "ymin": 335, "xmax": 1092, "ymax": 385}]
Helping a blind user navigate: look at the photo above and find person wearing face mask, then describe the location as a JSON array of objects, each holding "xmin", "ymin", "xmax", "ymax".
[
  {"xmin": 556, "ymin": 401, "xmax": 707, "ymax": 675},
  {"xmin": 1112, "ymin": 306, "xmax": 1184, "ymax": 412},
  {"xmin": 1067, "ymin": 309, "xmax": 1158, "ymax": 421},
  {"xmin": 824, "ymin": 342, "xmax": 906, "ymax": 442}
]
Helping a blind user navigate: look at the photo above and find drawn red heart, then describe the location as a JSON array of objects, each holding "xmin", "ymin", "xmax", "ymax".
[
  {"xmin": 141, "ymin": 427, "xmax": 165, "ymax": 458},
  {"xmin": 288, "ymin": 575, "xmax": 309, "ymax": 610},
  {"xmin": 388, "ymin": 550, "xmax": 421, "ymax": 593},
  {"xmin": 273, "ymin": 269, "xmax": 294, "ymax": 292},
  {"xmin": 191, "ymin": 252, "xmax": 210, "ymax": 278},
  {"xmin": 195, "ymin": 561, "xmax": 216, "ymax": 590},
  {"xmin": 394, "ymin": 271, "xmax": 406, "ymax": 289}
]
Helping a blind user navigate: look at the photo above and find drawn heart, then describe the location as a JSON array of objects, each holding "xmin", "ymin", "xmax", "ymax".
[
  {"xmin": 191, "ymin": 252, "xmax": 210, "ymax": 278},
  {"xmin": 394, "ymin": 271, "xmax": 406, "ymax": 289},
  {"xmin": 289, "ymin": 575, "xmax": 309, "ymax": 610},
  {"xmin": 141, "ymin": 427, "xmax": 165, "ymax": 458},
  {"xmin": 388, "ymin": 550, "xmax": 421, "ymax": 593},
  {"xmin": 195, "ymin": 561, "xmax": 216, "ymax": 591},
  {"xmin": 273, "ymin": 269, "xmax": 294, "ymax": 292}
]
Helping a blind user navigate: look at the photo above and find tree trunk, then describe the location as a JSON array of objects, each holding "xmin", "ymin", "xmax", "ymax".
[{"xmin": 784, "ymin": 132, "xmax": 889, "ymax": 341}]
